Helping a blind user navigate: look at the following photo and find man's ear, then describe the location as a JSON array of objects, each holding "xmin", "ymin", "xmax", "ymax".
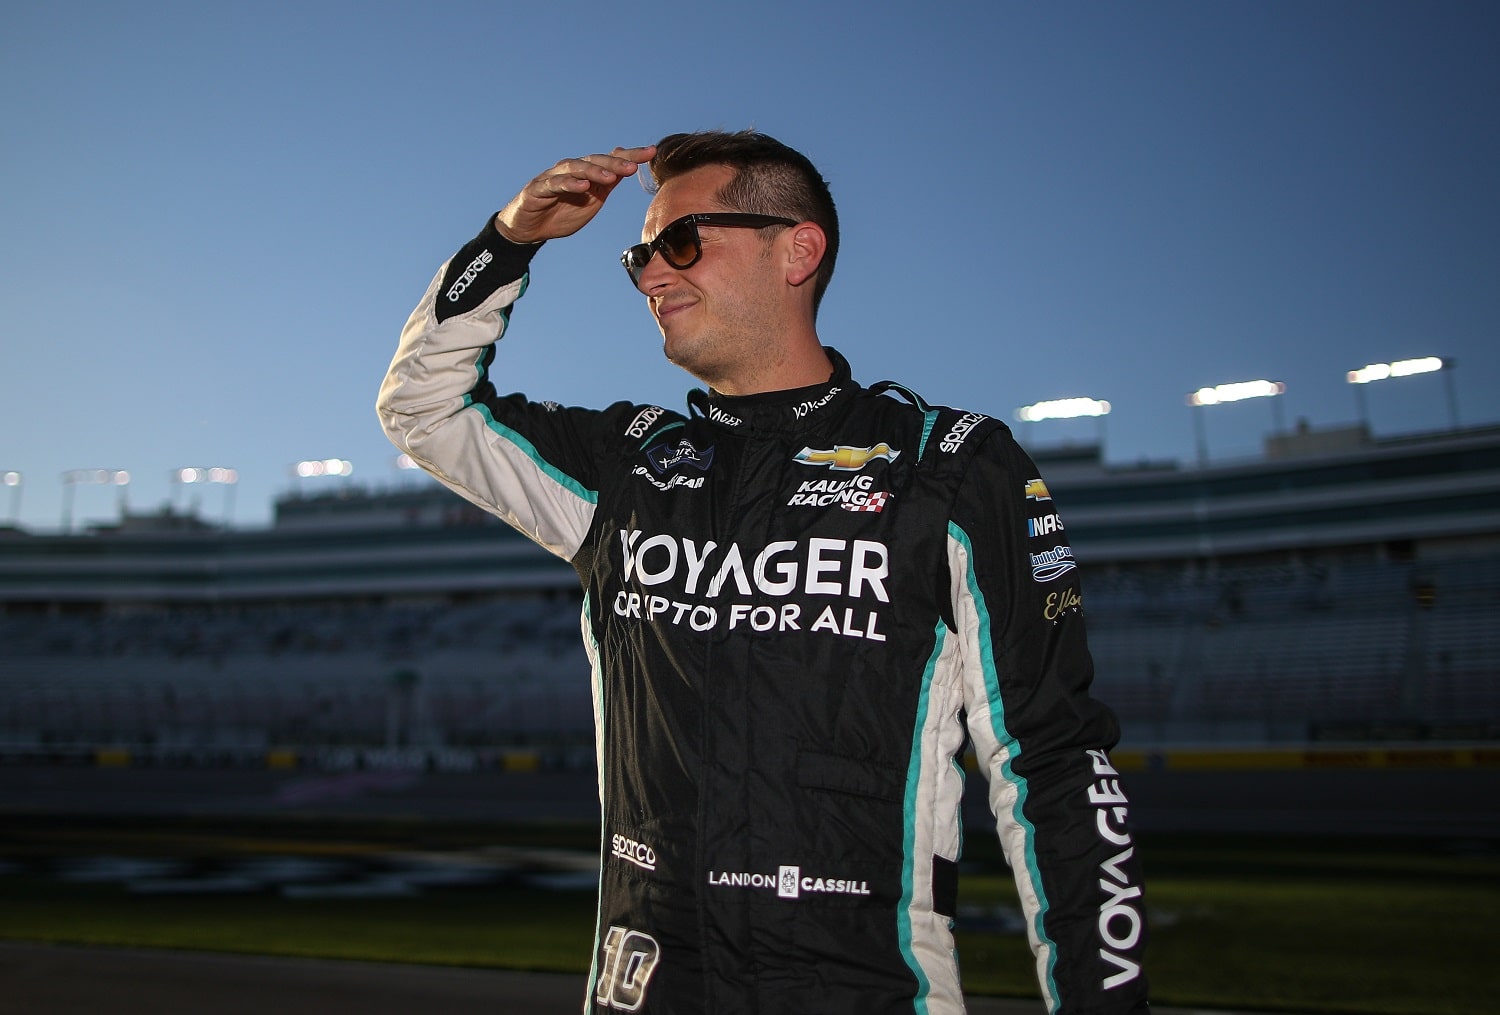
[{"xmin": 784, "ymin": 223, "xmax": 827, "ymax": 288}]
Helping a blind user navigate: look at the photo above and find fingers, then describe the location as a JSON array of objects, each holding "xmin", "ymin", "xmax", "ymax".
[
  {"xmin": 496, "ymin": 145, "xmax": 656, "ymax": 244},
  {"xmin": 544, "ymin": 146, "xmax": 656, "ymax": 192}
]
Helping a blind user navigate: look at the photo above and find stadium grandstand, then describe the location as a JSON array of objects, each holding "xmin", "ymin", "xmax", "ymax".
[{"xmin": 2, "ymin": 420, "xmax": 1496, "ymax": 768}]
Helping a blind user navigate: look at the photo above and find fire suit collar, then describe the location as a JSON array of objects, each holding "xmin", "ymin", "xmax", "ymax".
[{"xmin": 689, "ymin": 348, "xmax": 858, "ymax": 435}]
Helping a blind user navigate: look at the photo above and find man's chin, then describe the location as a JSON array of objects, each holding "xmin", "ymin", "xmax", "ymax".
[{"xmin": 661, "ymin": 330, "xmax": 697, "ymax": 368}]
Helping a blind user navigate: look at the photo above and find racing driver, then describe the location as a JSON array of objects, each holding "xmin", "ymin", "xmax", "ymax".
[{"xmin": 378, "ymin": 129, "xmax": 1149, "ymax": 1014}]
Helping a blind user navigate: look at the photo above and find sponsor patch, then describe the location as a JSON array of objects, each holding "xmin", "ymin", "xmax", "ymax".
[
  {"xmin": 793, "ymin": 387, "xmax": 841, "ymax": 418},
  {"xmin": 631, "ymin": 466, "xmax": 704, "ymax": 492},
  {"xmin": 939, "ymin": 412, "xmax": 988, "ymax": 453},
  {"xmin": 1024, "ymin": 478, "xmax": 1052, "ymax": 501},
  {"xmin": 707, "ymin": 864, "xmax": 872, "ymax": 900},
  {"xmin": 613, "ymin": 530, "xmax": 890, "ymax": 642},
  {"xmin": 707, "ymin": 405, "xmax": 743, "ymax": 428},
  {"xmin": 1027, "ymin": 512, "xmax": 1065, "ymax": 538},
  {"xmin": 610, "ymin": 833, "xmax": 657, "ymax": 872},
  {"xmin": 1044, "ymin": 585, "xmax": 1083, "ymax": 621},
  {"xmin": 646, "ymin": 440, "xmax": 713, "ymax": 475},
  {"xmin": 1087, "ymin": 749, "xmax": 1144, "ymax": 990},
  {"xmin": 1030, "ymin": 544, "xmax": 1076, "ymax": 582},
  {"xmin": 793, "ymin": 443, "xmax": 900, "ymax": 471},
  {"xmin": 625, "ymin": 406, "xmax": 666, "ymax": 439},
  {"xmin": 786, "ymin": 474, "xmax": 892, "ymax": 512},
  {"xmin": 445, "ymin": 249, "xmax": 493, "ymax": 302}
]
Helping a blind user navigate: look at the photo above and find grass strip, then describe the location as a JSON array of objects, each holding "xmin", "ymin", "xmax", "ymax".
[{"xmin": 0, "ymin": 821, "xmax": 1493, "ymax": 1014}]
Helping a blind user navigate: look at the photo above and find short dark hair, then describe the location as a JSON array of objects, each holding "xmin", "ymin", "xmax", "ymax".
[{"xmin": 648, "ymin": 130, "xmax": 839, "ymax": 313}]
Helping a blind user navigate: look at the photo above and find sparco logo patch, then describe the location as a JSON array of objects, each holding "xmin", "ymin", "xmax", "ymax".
[
  {"xmin": 445, "ymin": 250, "xmax": 493, "ymax": 302},
  {"xmin": 793, "ymin": 443, "xmax": 899, "ymax": 471},
  {"xmin": 610, "ymin": 833, "xmax": 657, "ymax": 872},
  {"xmin": 625, "ymin": 406, "xmax": 666, "ymax": 439},
  {"xmin": 939, "ymin": 412, "xmax": 987, "ymax": 453}
]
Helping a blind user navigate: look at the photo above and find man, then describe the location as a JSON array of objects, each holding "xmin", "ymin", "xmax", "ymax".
[{"xmin": 379, "ymin": 130, "xmax": 1148, "ymax": 1014}]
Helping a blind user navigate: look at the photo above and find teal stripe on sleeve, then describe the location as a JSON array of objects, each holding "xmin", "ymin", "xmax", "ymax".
[
  {"xmin": 897, "ymin": 619, "xmax": 948, "ymax": 1012},
  {"xmin": 947, "ymin": 520, "xmax": 1061, "ymax": 1010},
  {"xmin": 462, "ymin": 396, "xmax": 599, "ymax": 506}
]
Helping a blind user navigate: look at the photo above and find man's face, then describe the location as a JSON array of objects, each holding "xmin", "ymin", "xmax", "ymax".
[{"xmin": 637, "ymin": 164, "xmax": 786, "ymax": 390}]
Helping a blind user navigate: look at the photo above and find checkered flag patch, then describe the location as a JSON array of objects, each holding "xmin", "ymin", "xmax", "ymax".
[{"xmin": 842, "ymin": 491, "xmax": 891, "ymax": 513}]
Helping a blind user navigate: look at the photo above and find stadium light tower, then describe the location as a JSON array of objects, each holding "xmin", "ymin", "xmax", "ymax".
[
  {"xmin": 1186, "ymin": 379, "xmax": 1287, "ymax": 466},
  {"xmin": 172, "ymin": 466, "xmax": 239, "ymax": 527},
  {"xmin": 1015, "ymin": 397, "xmax": 1112, "ymax": 446},
  {"xmin": 292, "ymin": 459, "xmax": 355, "ymax": 496},
  {"xmin": 2, "ymin": 471, "xmax": 20, "ymax": 527},
  {"xmin": 1346, "ymin": 356, "xmax": 1457, "ymax": 431},
  {"xmin": 61, "ymin": 468, "xmax": 130, "ymax": 532}
]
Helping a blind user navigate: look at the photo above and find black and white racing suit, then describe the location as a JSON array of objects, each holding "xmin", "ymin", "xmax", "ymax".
[{"xmin": 378, "ymin": 219, "xmax": 1149, "ymax": 1014}]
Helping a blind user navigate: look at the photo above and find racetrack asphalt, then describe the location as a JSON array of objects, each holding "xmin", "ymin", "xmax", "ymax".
[{"xmin": 0, "ymin": 939, "xmax": 1279, "ymax": 1015}]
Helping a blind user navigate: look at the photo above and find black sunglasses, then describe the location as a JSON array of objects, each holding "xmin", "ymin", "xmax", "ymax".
[{"xmin": 621, "ymin": 213, "xmax": 798, "ymax": 288}]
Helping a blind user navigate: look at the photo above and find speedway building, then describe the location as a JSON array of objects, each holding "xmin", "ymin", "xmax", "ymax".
[{"xmin": 2, "ymin": 421, "xmax": 1497, "ymax": 761}]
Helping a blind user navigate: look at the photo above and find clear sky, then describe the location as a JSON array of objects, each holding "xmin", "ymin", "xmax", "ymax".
[{"xmin": 3, "ymin": 0, "xmax": 1496, "ymax": 532}]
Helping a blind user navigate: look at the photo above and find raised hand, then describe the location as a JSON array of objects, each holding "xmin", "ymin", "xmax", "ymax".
[{"xmin": 495, "ymin": 146, "xmax": 655, "ymax": 244}]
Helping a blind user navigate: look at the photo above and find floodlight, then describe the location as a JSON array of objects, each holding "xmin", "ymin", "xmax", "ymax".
[
  {"xmin": 1016, "ymin": 397, "xmax": 1112, "ymax": 423},
  {"xmin": 1347, "ymin": 357, "xmax": 1445, "ymax": 385},
  {"xmin": 1187, "ymin": 380, "xmax": 1286, "ymax": 407}
]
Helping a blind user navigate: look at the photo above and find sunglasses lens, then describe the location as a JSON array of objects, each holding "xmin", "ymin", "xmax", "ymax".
[
  {"xmin": 659, "ymin": 220, "xmax": 700, "ymax": 268},
  {"xmin": 622, "ymin": 217, "xmax": 706, "ymax": 287},
  {"xmin": 623, "ymin": 244, "xmax": 650, "ymax": 285}
]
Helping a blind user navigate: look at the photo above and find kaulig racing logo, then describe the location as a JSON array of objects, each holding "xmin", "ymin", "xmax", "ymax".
[{"xmin": 787, "ymin": 473, "xmax": 892, "ymax": 513}]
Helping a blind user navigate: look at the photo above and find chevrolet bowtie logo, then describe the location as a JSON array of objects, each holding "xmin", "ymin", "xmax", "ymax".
[
  {"xmin": 1024, "ymin": 478, "xmax": 1052, "ymax": 501},
  {"xmin": 793, "ymin": 444, "xmax": 900, "ymax": 471}
]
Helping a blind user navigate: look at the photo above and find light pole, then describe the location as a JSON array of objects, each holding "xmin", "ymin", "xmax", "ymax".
[
  {"xmin": 61, "ymin": 468, "xmax": 130, "ymax": 532},
  {"xmin": 172, "ymin": 467, "xmax": 240, "ymax": 527},
  {"xmin": 1346, "ymin": 356, "xmax": 1456, "ymax": 431},
  {"xmin": 1186, "ymin": 379, "xmax": 1287, "ymax": 466},
  {"xmin": 2, "ymin": 472, "xmax": 20, "ymax": 527},
  {"xmin": 1015, "ymin": 397, "xmax": 1112, "ymax": 447}
]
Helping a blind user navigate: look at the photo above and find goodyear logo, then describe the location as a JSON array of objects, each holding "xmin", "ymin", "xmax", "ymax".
[
  {"xmin": 1024, "ymin": 478, "xmax": 1052, "ymax": 501},
  {"xmin": 794, "ymin": 444, "xmax": 900, "ymax": 471}
]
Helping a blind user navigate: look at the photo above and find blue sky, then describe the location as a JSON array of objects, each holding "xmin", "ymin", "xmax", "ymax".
[{"xmin": 2, "ymin": 1, "xmax": 1496, "ymax": 532}]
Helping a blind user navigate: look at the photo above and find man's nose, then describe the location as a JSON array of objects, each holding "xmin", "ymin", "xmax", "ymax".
[{"xmin": 636, "ymin": 250, "xmax": 676, "ymax": 294}]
